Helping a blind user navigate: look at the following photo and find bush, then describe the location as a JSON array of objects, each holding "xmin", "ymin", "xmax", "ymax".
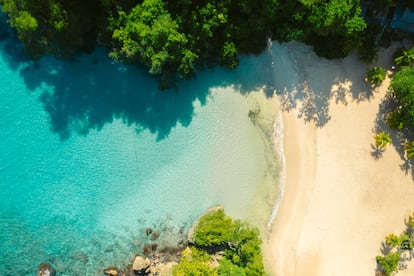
[
  {"xmin": 376, "ymin": 252, "xmax": 401, "ymax": 276},
  {"xmin": 387, "ymin": 66, "xmax": 414, "ymax": 129},
  {"xmin": 394, "ymin": 47, "xmax": 414, "ymax": 67},
  {"xmin": 366, "ymin": 66, "xmax": 386, "ymax": 86},
  {"xmin": 218, "ymin": 258, "xmax": 247, "ymax": 276},
  {"xmin": 386, "ymin": 110, "xmax": 405, "ymax": 130},
  {"xmin": 173, "ymin": 248, "xmax": 217, "ymax": 276},
  {"xmin": 194, "ymin": 209, "xmax": 235, "ymax": 247},
  {"xmin": 192, "ymin": 209, "xmax": 265, "ymax": 275},
  {"xmin": 374, "ymin": 131, "xmax": 392, "ymax": 149}
]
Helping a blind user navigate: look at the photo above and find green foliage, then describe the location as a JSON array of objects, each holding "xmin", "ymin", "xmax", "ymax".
[
  {"xmin": 376, "ymin": 252, "xmax": 400, "ymax": 276},
  {"xmin": 49, "ymin": 2, "xmax": 68, "ymax": 31},
  {"xmin": 303, "ymin": 0, "xmax": 366, "ymax": 58},
  {"xmin": 173, "ymin": 248, "xmax": 217, "ymax": 276},
  {"xmin": 366, "ymin": 66, "xmax": 386, "ymax": 86},
  {"xmin": 218, "ymin": 258, "xmax": 247, "ymax": 276},
  {"xmin": 385, "ymin": 233, "xmax": 400, "ymax": 248},
  {"xmin": 193, "ymin": 209, "xmax": 265, "ymax": 275},
  {"xmin": 221, "ymin": 42, "xmax": 239, "ymax": 69},
  {"xmin": 386, "ymin": 110, "xmax": 404, "ymax": 130},
  {"xmin": 395, "ymin": 48, "xmax": 414, "ymax": 67},
  {"xmin": 408, "ymin": 212, "xmax": 414, "ymax": 229},
  {"xmin": 388, "ymin": 66, "xmax": 414, "ymax": 129},
  {"xmin": 374, "ymin": 131, "xmax": 392, "ymax": 149},
  {"xmin": 0, "ymin": 0, "xmax": 371, "ymax": 84},
  {"xmin": 404, "ymin": 141, "xmax": 414, "ymax": 159},
  {"xmin": 194, "ymin": 209, "xmax": 235, "ymax": 247},
  {"xmin": 399, "ymin": 232, "xmax": 412, "ymax": 250},
  {"xmin": 1, "ymin": 1, "xmax": 37, "ymax": 40},
  {"xmin": 111, "ymin": 0, "xmax": 197, "ymax": 83}
]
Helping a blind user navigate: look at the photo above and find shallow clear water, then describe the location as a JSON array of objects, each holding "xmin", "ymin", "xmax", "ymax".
[{"xmin": 0, "ymin": 34, "xmax": 280, "ymax": 274}]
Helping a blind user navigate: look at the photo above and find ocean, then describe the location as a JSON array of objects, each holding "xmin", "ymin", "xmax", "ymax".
[{"xmin": 0, "ymin": 32, "xmax": 283, "ymax": 274}]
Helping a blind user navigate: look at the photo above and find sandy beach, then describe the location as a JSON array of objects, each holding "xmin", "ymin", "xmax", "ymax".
[{"xmin": 264, "ymin": 42, "xmax": 414, "ymax": 275}]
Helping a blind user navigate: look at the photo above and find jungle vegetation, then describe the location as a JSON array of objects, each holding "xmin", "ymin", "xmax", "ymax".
[{"xmin": 0, "ymin": 0, "xmax": 371, "ymax": 88}]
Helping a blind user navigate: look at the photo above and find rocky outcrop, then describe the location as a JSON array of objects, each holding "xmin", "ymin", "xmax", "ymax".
[
  {"xmin": 132, "ymin": 256, "xmax": 151, "ymax": 274},
  {"xmin": 38, "ymin": 263, "xmax": 56, "ymax": 276},
  {"xmin": 187, "ymin": 205, "xmax": 223, "ymax": 244},
  {"xmin": 103, "ymin": 266, "xmax": 118, "ymax": 276},
  {"xmin": 152, "ymin": 261, "xmax": 178, "ymax": 276}
]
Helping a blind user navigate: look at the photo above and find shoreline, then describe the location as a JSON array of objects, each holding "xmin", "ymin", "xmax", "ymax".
[
  {"xmin": 263, "ymin": 106, "xmax": 317, "ymax": 275},
  {"xmin": 263, "ymin": 42, "xmax": 414, "ymax": 275}
]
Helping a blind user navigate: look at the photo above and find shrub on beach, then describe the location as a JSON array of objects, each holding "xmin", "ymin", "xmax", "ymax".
[
  {"xmin": 404, "ymin": 141, "xmax": 414, "ymax": 159},
  {"xmin": 376, "ymin": 213, "xmax": 414, "ymax": 275},
  {"xmin": 365, "ymin": 66, "xmax": 386, "ymax": 86},
  {"xmin": 376, "ymin": 252, "xmax": 401, "ymax": 276},
  {"xmin": 374, "ymin": 131, "xmax": 392, "ymax": 149}
]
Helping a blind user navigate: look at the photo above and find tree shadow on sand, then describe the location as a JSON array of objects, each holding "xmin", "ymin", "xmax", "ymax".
[
  {"xmin": 268, "ymin": 42, "xmax": 374, "ymax": 127},
  {"xmin": 373, "ymin": 94, "xmax": 414, "ymax": 178},
  {"xmin": 371, "ymin": 144, "xmax": 386, "ymax": 159}
]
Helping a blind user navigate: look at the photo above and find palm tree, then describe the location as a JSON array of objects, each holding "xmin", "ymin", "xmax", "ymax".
[
  {"xmin": 404, "ymin": 141, "xmax": 414, "ymax": 159},
  {"xmin": 374, "ymin": 131, "xmax": 392, "ymax": 149}
]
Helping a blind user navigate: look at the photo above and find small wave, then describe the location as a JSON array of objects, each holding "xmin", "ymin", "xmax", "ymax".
[{"xmin": 267, "ymin": 112, "xmax": 286, "ymax": 229}]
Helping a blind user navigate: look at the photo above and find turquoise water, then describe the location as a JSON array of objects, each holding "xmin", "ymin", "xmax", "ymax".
[{"xmin": 0, "ymin": 32, "xmax": 280, "ymax": 274}]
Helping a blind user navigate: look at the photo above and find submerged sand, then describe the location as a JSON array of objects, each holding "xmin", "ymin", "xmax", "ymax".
[{"xmin": 263, "ymin": 42, "xmax": 414, "ymax": 275}]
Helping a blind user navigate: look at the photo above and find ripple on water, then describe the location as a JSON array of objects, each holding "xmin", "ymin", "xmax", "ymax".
[{"xmin": 0, "ymin": 39, "xmax": 282, "ymax": 274}]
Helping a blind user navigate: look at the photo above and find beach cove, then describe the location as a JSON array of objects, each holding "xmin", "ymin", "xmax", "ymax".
[{"xmin": 0, "ymin": 32, "xmax": 282, "ymax": 274}]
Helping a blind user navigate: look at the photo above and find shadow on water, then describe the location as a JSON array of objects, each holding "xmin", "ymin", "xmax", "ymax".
[
  {"xmin": 0, "ymin": 16, "xmax": 271, "ymax": 141},
  {"xmin": 1, "ymin": 24, "xmax": 375, "ymax": 140}
]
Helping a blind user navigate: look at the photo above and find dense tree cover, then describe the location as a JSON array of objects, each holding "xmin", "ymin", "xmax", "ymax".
[
  {"xmin": 387, "ymin": 65, "xmax": 414, "ymax": 129},
  {"xmin": 0, "ymin": 0, "xmax": 370, "ymax": 86},
  {"xmin": 174, "ymin": 209, "xmax": 265, "ymax": 275}
]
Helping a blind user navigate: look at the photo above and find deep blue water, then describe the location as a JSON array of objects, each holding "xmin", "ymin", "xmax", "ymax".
[{"xmin": 0, "ymin": 27, "xmax": 278, "ymax": 274}]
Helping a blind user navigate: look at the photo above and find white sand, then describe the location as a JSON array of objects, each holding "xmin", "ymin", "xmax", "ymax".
[{"xmin": 263, "ymin": 42, "xmax": 414, "ymax": 276}]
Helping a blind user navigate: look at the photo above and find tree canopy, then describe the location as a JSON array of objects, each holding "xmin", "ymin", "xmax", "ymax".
[
  {"xmin": 387, "ymin": 66, "xmax": 414, "ymax": 129},
  {"xmin": 0, "ymin": 0, "xmax": 369, "ymax": 86},
  {"xmin": 174, "ymin": 209, "xmax": 265, "ymax": 276}
]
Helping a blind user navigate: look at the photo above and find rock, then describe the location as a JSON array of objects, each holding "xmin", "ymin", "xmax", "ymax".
[
  {"xmin": 187, "ymin": 205, "xmax": 223, "ymax": 244},
  {"xmin": 38, "ymin": 263, "xmax": 56, "ymax": 276},
  {"xmin": 132, "ymin": 256, "xmax": 150, "ymax": 272},
  {"xmin": 103, "ymin": 266, "xmax": 118, "ymax": 276},
  {"xmin": 156, "ymin": 262, "xmax": 178, "ymax": 276}
]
